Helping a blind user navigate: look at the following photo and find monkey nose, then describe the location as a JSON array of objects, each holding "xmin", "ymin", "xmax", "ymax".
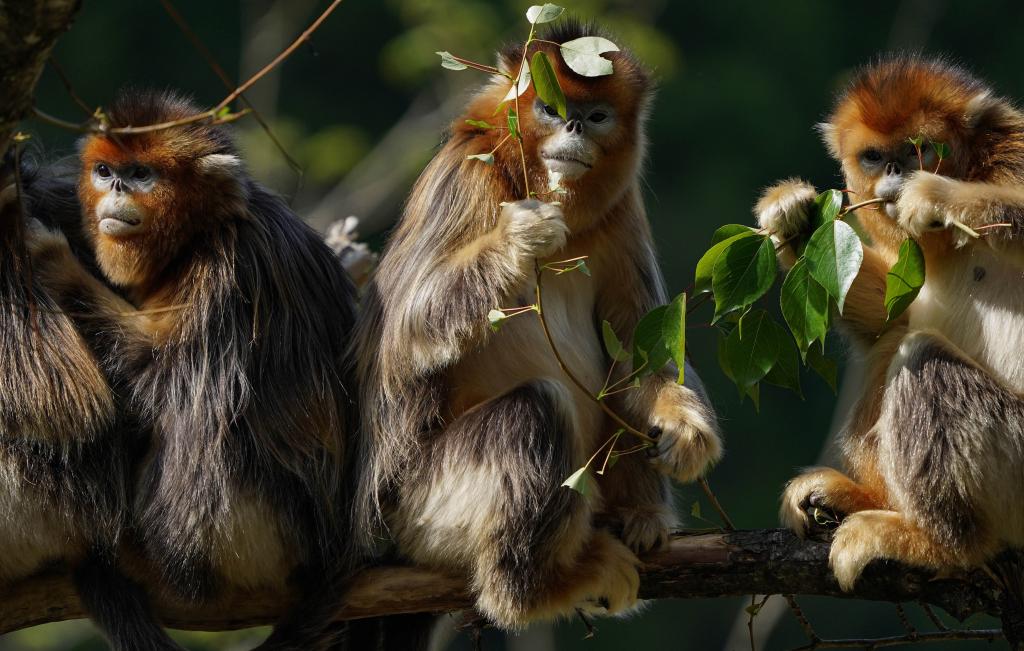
[
  {"xmin": 565, "ymin": 119, "xmax": 583, "ymax": 135},
  {"xmin": 113, "ymin": 178, "xmax": 125, "ymax": 192},
  {"xmin": 885, "ymin": 162, "xmax": 902, "ymax": 176}
]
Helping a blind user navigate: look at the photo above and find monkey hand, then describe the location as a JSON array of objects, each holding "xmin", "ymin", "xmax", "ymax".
[
  {"xmin": 501, "ymin": 199, "xmax": 569, "ymax": 261},
  {"xmin": 896, "ymin": 171, "xmax": 964, "ymax": 239},
  {"xmin": 24, "ymin": 218, "xmax": 72, "ymax": 264},
  {"xmin": 646, "ymin": 383, "xmax": 723, "ymax": 484},
  {"xmin": 755, "ymin": 178, "xmax": 818, "ymax": 242}
]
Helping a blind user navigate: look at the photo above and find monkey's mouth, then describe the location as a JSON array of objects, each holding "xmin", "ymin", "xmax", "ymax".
[
  {"xmin": 99, "ymin": 214, "xmax": 144, "ymax": 237},
  {"xmin": 542, "ymin": 155, "xmax": 592, "ymax": 180}
]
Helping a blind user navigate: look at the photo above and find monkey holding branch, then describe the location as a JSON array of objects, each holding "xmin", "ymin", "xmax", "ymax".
[
  {"xmin": 354, "ymin": 21, "xmax": 721, "ymax": 630},
  {"xmin": 759, "ymin": 56, "xmax": 1024, "ymax": 589}
]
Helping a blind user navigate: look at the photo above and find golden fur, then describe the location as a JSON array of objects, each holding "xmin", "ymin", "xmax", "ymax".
[
  {"xmin": 355, "ymin": 22, "xmax": 720, "ymax": 629},
  {"xmin": 759, "ymin": 55, "xmax": 1024, "ymax": 589}
]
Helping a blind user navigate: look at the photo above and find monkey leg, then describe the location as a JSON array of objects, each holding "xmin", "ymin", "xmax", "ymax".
[
  {"xmin": 829, "ymin": 330, "xmax": 1016, "ymax": 589},
  {"xmin": 395, "ymin": 379, "xmax": 640, "ymax": 629},
  {"xmin": 597, "ymin": 451, "xmax": 675, "ymax": 554}
]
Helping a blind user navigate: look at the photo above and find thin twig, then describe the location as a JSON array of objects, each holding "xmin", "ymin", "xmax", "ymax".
[
  {"xmin": 533, "ymin": 261, "xmax": 655, "ymax": 444},
  {"xmin": 785, "ymin": 595, "xmax": 820, "ymax": 645},
  {"xmin": 157, "ymin": 0, "xmax": 302, "ymax": 174},
  {"xmin": 840, "ymin": 197, "xmax": 889, "ymax": 216},
  {"xmin": 46, "ymin": 57, "xmax": 93, "ymax": 115},
  {"xmin": 894, "ymin": 602, "xmax": 916, "ymax": 637},
  {"xmin": 919, "ymin": 602, "xmax": 948, "ymax": 631},
  {"xmin": 699, "ymin": 477, "xmax": 735, "ymax": 530},
  {"xmin": 790, "ymin": 628, "xmax": 1002, "ymax": 650}
]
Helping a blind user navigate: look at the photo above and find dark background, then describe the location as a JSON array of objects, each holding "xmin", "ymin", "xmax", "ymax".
[{"xmin": 8, "ymin": 1, "xmax": 1022, "ymax": 649}]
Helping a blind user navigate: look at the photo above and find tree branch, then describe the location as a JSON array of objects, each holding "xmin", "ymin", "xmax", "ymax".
[
  {"xmin": 0, "ymin": 0, "xmax": 82, "ymax": 152},
  {"xmin": 0, "ymin": 529, "xmax": 1004, "ymax": 635}
]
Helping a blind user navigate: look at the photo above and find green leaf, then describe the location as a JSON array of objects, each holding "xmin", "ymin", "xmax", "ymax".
[
  {"xmin": 530, "ymin": 51, "xmax": 567, "ymax": 120},
  {"xmin": 811, "ymin": 189, "xmax": 843, "ymax": 232},
  {"xmin": 487, "ymin": 308, "xmax": 506, "ymax": 331},
  {"xmin": 694, "ymin": 231, "xmax": 759, "ymax": 294},
  {"xmin": 436, "ymin": 51, "xmax": 468, "ymax": 71},
  {"xmin": 601, "ymin": 320, "xmax": 630, "ymax": 363},
  {"xmin": 711, "ymin": 235, "xmax": 776, "ymax": 322},
  {"xmin": 465, "ymin": 119, "xmax": 494, "ymax": 130},
  {"xmin": 933, "ymin": 141, "xmax": 950, "ymax": 160},
  {"xmin": 526, "ymin": 3, "xmax": 564, "ymax": 23},
  {"xmin": 690, "ymin": 501, "xmax": 702, "ymax": 519},
  {"xmin": 467, "ymin": 152, "xmax": 495, "ymax": 165},
  {"xmin": 804, "ymin": 219, "xmax": 864, "ymax": 313},
  {"xmin": 711, "ymin": 224, "xmax": 755, "ymax": 246},
  {"xmin": 907, "ymin": 135, "xmax": 924, "ymax": 148},
  {"xmin": 216, "ymin": 106, "xmax": 232, "ymax": 119},
  {"xmin": 662, "ymin": 292, "xmax": 687, "ymax": 384},
  {"xmin": 507, "ymin": 108, "xmax": 519, "ymax": 139},
  {"xmin": 724, "ymin": 309, "xmax": 780, "ymax": 389},
  {"xmin": 884, "ymin": 238, "xmax": 925, "ymax": 322},
  {"xmin": 763, "ymin": 320, "xmax": 802, "ymax": 397},
  {"xmin": 780, "ymin": 259, "xmax": 829, "ymax": 357},
  {"xmin": 806, "ymin": 345, "xmax": 838, "ymax": 393},
  {"xmin": 632, "ymin": 305, "xmax": 671, "ymax": 376},
  {"xmin": 561, "ymin": 466, "xmax": 592, "ymax": 496},
  {"xmin": 559, "ymin": 36, "xmax": 620, "ymax": 77}
]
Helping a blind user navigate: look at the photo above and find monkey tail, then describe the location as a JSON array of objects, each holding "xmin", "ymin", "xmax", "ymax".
[{"xmin": 73, "ymin": 551, "xmax": 186, "ymax": 651}]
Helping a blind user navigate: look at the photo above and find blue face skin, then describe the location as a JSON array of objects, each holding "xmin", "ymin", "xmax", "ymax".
[
  {"xmin": 858, "ymin": 141, "xmax": 939, "ymax": 215},
  {"xmin": 533, "ymin": 98, "xmax": 616, "ymax": 181},
  {"xmin": 91, "ymin": 162, "xmax": 157, "ymax": 237}
]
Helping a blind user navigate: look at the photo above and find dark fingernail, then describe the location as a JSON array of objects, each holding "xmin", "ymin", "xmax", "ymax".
[
  {"xmin": 645, "ymin": 445, "xmax": 659, "ymax": 459},
  {"xmin": 648, "ymin": 426, "xmax": 662, "ymax": 439}
]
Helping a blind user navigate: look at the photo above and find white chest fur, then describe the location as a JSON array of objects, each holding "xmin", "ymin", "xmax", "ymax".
[{"xmin": 909, "ymin": 245, "xmax": 1024, "ymax": 393}]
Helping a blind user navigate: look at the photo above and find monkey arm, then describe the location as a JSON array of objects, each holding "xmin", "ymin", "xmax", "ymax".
[{"xmin": 899, "ymin": 172, "xmax": 1024, "ymax": 264}]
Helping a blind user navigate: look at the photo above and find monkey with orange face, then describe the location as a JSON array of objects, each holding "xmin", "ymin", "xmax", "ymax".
[
  {"xmin": 355, "ymin": 21, "xmax": 721, "ymax": 630},
  {"xmin": 758, "ymin": 56, "xmax": 1024, "ymax": 589},
  {"xmin": 29, "ymin": 90, "xmax": 361, "ymax": 650}
]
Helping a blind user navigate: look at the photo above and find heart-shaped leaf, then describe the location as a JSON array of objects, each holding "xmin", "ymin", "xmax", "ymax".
[
  {"xmin": 804, "ymin": 219, "xmax": 863, "ymax": 313},
  {"xmin": 632, "ymin": 305, "xmax": 671, "ymax": 375},
  {"xmin": 724, "ymin": 309, "xmax": 780, "ymax": 389},
  {"xmin": 602, "ymin": 320, "xmax": 630, "ymax": 363},
  {"xmin": 884, "ymin": 238, "xmax": 925, "ymax": 322},
  {"xmin": 694, "ymin": 230, "xmax": 759, "ymax": 294},
  {"xmin": 780, "ymin": 258, "xmax": 829, "ymax": 357},
  {"xmin": 559, "ymin": 36, "xmax": 619, "ymax": 77},
  {"xmin": 526, "ymin": 3, "xmax": 564, "ymax": 24},
  {"xmin": 561, "ymin": 466, "xmax": 592, "ymax": 495},
  {"xmin": 711, "ymin": 235, "xmax": 776, "ymax": 322}
]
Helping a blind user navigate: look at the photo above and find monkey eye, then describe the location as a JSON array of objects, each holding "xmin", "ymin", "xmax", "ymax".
[
  {"xmin": 95, "ymin": 163, "xmax": 112, "ymax": 179},
  {"xmin": 542, "ymin": 104, "xmax": 559, "ymax": 117},
  {"xmin": 860, "ymin": 149, "xmax": 883, "ymax": 164},
  {"xmin": 589, "ymin": 112, "xmax": 608, "ymax": 123},
  {"xmin": 131, "ymin": 166, "xmax": 152, "ymax": 181}
]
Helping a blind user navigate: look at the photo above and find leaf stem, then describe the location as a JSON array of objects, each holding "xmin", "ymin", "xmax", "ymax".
[{"xmin": 839, "ymin": 197, "xmax": 888, "ymax": 216}]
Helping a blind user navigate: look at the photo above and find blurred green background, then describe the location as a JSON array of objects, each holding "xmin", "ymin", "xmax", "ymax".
[{"xmin": 10, "ymin": 0, "xmax": 1024, "ymax": 649}]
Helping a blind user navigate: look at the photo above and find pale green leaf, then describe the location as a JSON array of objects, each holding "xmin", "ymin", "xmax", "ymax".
[
  {"xmin": 487, "ymin": 308, "xmax": 506, "ymax": 331},
  {"xmin": 711, "ymin": 235, "xmax": 776, "ymax": 322},
  {"xmin": 779, "ymin": 258, "xmax": 829, "ymax": 357},
  {"xmin": 465, "ymin": 119, "xmax": 494, "ymax": 130},
  {"xmin": 502, "ymin": 65, "xmax": 532, "ymax": 102},
  {"xmin": 436, "ymin": 51, "xmax": 468, "ymax": 71},
  {"xmin": 526, "ymin": 3, "xmax": 564, "ymax": 24},
  {"xmin": 507, "ymin": 108, "xmax": 519, "ymax": 139},
  {"xmin": 561, "ymin": 466, "xmax": 592, "ymax": 495},
  {"xmin": 559, "ymin": 36, "xmax": 619, "ymax": 77},
  {"xmin": 804, "ymin": 219, "xmax": 864, "ymax": 313},
  {"xmin": 884, "ymin": 238, "xmax": 926, "ymax": 322},
  {"xmin": 530, "ymin": 51, "xmax": 567, "ymax": 120},
  {"xmin": 811, "ymin": 189, "xmax": 843, "ymax": 232},
  {"xmin": 662, "ymin": 292, "xmax": 687, "ymax": 384},
  {"xmin": 467, "ymin": 152, "xmax": 495, "ymax": 165}
]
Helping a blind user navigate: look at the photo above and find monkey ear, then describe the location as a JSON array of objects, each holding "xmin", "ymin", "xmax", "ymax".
[
  {"xmin": 197, "ymin": 153, "xmax": 244, "ymax": 179},
  {"xmin": 964, "ymin": 91, "xmax": 1016, "ymax": 131},
  {"xmin": 815, "ymin": 122, "xmax": 841, "ymax": 159}
]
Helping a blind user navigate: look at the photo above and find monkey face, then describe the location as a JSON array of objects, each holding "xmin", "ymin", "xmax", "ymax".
[
  {"xmin": 533, "ymin": 98, "xmax": 616, "ymax": 181},
  {"xmin": 89, "ymin": 161, "xmax": 156, "ymax": 238},
  {"xmin": 846, "ymin": 138, "xmax": 941, "ymax": 218}
]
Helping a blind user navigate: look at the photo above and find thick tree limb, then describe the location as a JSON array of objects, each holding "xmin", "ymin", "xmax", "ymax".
[
  {"xmin": 0, "ymin": 529, "xmax": 1004, "ymax": 635},
  {"xmin": 0, "ymin": 0, "xmax": 82, "ymax": 152}
]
